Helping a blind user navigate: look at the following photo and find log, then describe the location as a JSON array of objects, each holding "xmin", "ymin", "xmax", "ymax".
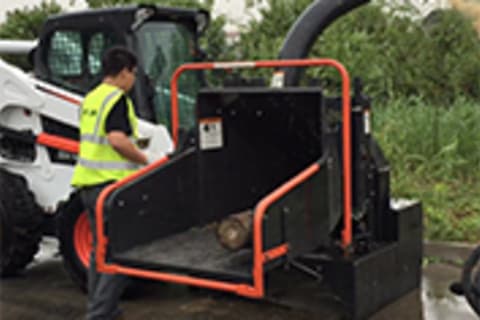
[{"xmin": 216, "ymin": 210, "xmax": 253, "ymax": 251}]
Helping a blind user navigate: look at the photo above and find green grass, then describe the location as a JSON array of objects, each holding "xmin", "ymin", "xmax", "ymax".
[{"xmin": 373, "ymin": 97, "xmax": 480, "ymax": 242}]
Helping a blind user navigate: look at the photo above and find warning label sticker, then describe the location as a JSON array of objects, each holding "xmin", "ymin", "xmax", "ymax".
[{"xmin": 199, "ymin": 117, "xmax": 223, "ymax": 150}]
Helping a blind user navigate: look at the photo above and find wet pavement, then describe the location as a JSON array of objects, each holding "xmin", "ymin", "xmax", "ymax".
[{"xmin": 0, "ymin": 238, "xmax": 478, "ymax": 319}]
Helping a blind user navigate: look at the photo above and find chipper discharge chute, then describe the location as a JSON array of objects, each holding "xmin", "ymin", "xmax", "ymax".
[{"xmin": 94, "ymin": 60, "xmax": 422, "ymax": 320}]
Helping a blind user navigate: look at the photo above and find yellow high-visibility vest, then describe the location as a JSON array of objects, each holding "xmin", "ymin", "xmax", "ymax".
[{"xmin": 71, "ymin": 83, "xmax": 140, "ymax": 187}]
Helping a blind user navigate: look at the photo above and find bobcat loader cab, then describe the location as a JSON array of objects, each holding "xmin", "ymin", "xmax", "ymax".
[{"xmin": 35, "ymin": 5, "xmax": 208, "ymax": 130}]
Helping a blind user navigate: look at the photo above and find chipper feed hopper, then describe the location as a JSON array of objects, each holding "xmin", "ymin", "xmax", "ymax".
[{"xmin": 93, "ymin": 60, "xmax": 422, "ymax": 320}]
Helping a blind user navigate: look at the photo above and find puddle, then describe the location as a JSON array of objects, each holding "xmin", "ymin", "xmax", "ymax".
[{"xmin": 421, "ymin": 263, "xmax": 477, "ymax": 320}]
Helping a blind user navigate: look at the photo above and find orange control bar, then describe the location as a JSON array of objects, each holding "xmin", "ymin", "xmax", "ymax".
[
  {"xmin": 95, "ymin": 157, "xmax": 319, "ymax": 298},
  {"xmin": 170, "ymin": 59, "xmax": 352, "ymax": 248},
  {"xmin": 251, "ymin": 163, "xmax": 320, "ymax": 296}
]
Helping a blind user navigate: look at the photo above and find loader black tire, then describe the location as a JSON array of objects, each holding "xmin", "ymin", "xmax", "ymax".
[
  {"xmin": 56, "ymin": 193, "xmax": 138, "ymax": 296},
  {"xmin": 57, "ymin": 192, "xmax": 89, "ymax": 292},
  {"xmin": 0, "ymin": 169, "xmax": 43, "ymax": 276}
]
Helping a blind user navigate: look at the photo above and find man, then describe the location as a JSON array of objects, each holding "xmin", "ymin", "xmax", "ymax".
[{"xmin": 71, "ymin": 46, "xmax": 148, "ymax": 320}]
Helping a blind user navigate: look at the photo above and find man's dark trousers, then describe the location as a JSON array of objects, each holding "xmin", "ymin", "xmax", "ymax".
[{"xmin": 80, "ymin": 183, "xmax": 129, "ymax": 320}]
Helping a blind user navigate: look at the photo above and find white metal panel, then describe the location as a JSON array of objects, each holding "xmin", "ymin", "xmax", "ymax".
[
  {"xmin": 0, "ymin": 56, "xmax": 174, "ymax": 210},
  {"xmin": 0, "ymin": 40, "xmax": 37, "ymax": 54}
]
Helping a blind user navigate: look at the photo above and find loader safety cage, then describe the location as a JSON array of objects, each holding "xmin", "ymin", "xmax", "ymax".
[{"xmin": 94, "ymin": 58, "xmax": 353, "ymax": 299}]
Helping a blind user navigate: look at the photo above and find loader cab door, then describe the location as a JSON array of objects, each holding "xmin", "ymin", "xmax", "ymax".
[
  {"xmin": 40, "ymin": 22, "xmax": 201, "ymax": 134},
  {"xmin": 135, "ymin": 21, "xmax": 201, "ymax": 134}
]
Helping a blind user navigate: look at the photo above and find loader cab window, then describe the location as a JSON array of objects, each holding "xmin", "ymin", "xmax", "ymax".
[
  {"xmin": 46, "ymin": 29, "xmax": 117, "ymax": 94},
  {"xmin": 48, "ymin": 31, "xmax": 83, "ymax": 79},
  {"xmin": 88, "ymin": 33, "xmax": 111, "ymax": 75},
  {"xmin": 136, "ymin": 21, "xmax": 200, "ymax": 132}
]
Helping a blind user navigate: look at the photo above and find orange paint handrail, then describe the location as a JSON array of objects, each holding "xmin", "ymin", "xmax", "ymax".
[
  {"xmin": 170, "ymin": 59, "xmax": 352, "ymax": 248},
  {"xmin": 95, "ymin": 158, "xmax": 319, "ymax": 298},
  {"xmin": 251, "ymin": 163, "xmax": 320, "ymax": 296}
]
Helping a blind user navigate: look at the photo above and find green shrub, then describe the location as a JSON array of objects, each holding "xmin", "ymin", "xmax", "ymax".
[
  {"xmin": 374, "ymin": 98, "xmax": 480, "ymax": 241},
  {"xmin": 236, "ymin": 1, "xmax": 480, "ymax": 104},
  {"xmin": 0, "ymin": 1, "xmax": 62, "ymax": 70}
]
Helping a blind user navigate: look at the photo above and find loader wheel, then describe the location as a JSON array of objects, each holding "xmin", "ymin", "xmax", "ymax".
[
  {"xmin": 0, "ymin": 169, "xmax": 43, "ymax": 276},
  {"xmin": 461, "ymin": 245, "xmax": 480, "ymax": 317},
  {"xmin": 57, "ymin": 192, "xmax": 90, "ymax": 291}
]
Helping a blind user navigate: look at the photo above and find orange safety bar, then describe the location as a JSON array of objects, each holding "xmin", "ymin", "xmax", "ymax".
[
  {"xmin": 251, "ymin": 163, "xmax": 320, "ymax": 296},
  {"xmin": 170, "ymin": 59, "xmax": 352, "ymax": 248},
  {"xmin": 36, "ymin": 132, "xmax": 79, "ymax": 154},
  {"xmin": 95, "ymin": 158, "xmax": 320, "ymax": 298},
  {"xmin": 94, "ymin": 58, "xmax": 352, "ymax": 299}
]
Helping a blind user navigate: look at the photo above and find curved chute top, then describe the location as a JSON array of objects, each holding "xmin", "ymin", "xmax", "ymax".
[{"xmin": 278, "ymin": 0, "xmax": 370, "ymax": 86}]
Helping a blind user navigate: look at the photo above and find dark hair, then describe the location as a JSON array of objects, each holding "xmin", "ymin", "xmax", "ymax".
[{"xmin": 102, "ymin": 46, "xmax": 137, "ymax": 77}]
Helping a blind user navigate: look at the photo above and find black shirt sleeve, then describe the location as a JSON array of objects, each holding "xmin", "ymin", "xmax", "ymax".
[{"xmin": 105, "ymin": 95, "xmax": 132, "ymax": 135}]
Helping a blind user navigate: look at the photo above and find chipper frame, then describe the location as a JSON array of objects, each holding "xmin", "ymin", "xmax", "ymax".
[{"xmin": 93, "ymin": 59, "xmax": 422, "ymax": 320}]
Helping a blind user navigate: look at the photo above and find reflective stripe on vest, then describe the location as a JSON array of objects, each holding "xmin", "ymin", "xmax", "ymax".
[
  {"xmin": 92, "ymin": 89, "xmax": 122, "ymax": 137},
  {"xmin": 81, "ymin": 134, "xmax": 138, "ymax": 146},
  {"xmin": 77, "ymin": 158, "xmax": 141, "ymax": 170}
]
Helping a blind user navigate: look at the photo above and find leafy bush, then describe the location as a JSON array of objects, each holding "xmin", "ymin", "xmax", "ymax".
[
  {"xmin": 0, "ymin": 1, "xmax": 62, "ymax": 70},
  {"xmin": 374, "ymin": 98, "xmax": 480, "ymax": 241},
  {"xmin": 236, "ymin": 1, "xmax": 480, "ymax": 104}
]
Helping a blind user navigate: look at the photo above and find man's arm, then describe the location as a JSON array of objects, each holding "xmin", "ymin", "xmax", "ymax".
[{"xmin": 107, "ymin": 131, "xmax": 148, "ymax": 165}]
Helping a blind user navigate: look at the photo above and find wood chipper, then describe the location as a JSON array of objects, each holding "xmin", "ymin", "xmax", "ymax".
[{"xmin": 92, "ymin": 59, "xmax": 422, "ymax": 320}]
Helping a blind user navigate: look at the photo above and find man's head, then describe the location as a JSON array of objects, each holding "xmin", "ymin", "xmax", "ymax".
[{"xmin": 102, "ymin": 46, "xmax": 138, "ymax": 92}]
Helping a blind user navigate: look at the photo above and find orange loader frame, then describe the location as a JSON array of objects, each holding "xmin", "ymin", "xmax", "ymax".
[{"xmin": 94, "ymin": 59, "xmax": 352, "ymax": 299}]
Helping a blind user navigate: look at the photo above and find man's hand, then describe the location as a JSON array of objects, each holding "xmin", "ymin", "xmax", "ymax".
[
  {"xmin": 144, "ymin": 150, "xmax": 164, "ymax": 164},
  {"xmin": 107, "ymin": 131, "xmax": 148, "ymax": 165}
]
